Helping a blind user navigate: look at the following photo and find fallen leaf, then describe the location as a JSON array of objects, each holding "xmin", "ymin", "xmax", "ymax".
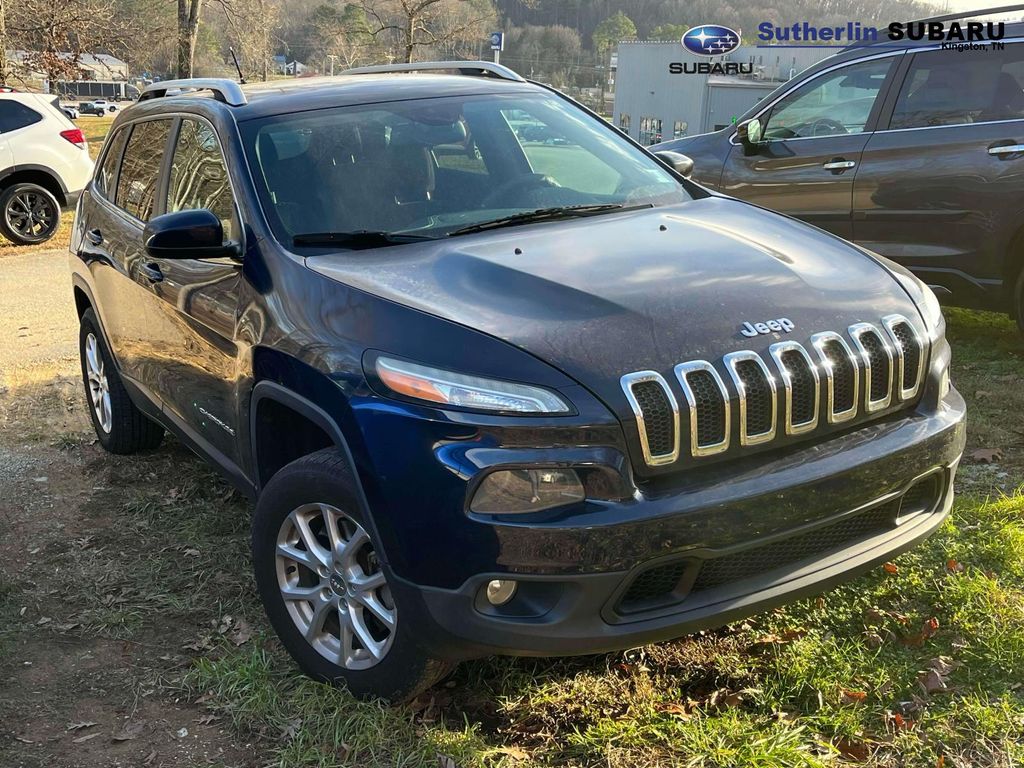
[
  {"xmin": 73, "ymin": 732, "xmax": 101, "ymax": 744},
  {"xmin": 902, "ymin": 617, "xmax": 940, "ymax": 647},
  {"xmin": 196, "ymin": 713, "xmax": 218, "ymax": 725},
  {"xmin": 946, "ymin": 559, "xmax": 965, "ymax": 573},
  {"xmin": 918, "ymin": 669, "xmax": 948, "ymax": 694},
  {"xmin": 835, "ymin": 736, "xmax": 870, "ymax": 761},
  {"xmin": 882, "ymin": 562, "xmax": 899, "ymax": 574},
  {"xmin": 842, "ymin": 689, "xmax": 868, "ymax": 704},
  {"xmin": 183, "ymin": 548, "xmax": 200, "ymax": 557},
  {"xmin": 437, "ymin": 755, "xmax": 457, "ymax": 768},
  {"xmin": 67, "ymin": 721, "xmax": 98, "ymax": 731},
  {"xmin": 111, "ymin": 720, "xmax": 144, "ymax": 741},
  {"xmin": 229, "ymin": 619, "xmax": 253, "ymax": 646},
  {"xmin": 969, "ymin": 447, "xmax": 1002, "ymax": 464}
]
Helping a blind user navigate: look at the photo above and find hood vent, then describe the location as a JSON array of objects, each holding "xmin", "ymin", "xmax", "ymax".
[{"xmin": 620, "ymin": 316, "xmax": 926, "ymax": 469}]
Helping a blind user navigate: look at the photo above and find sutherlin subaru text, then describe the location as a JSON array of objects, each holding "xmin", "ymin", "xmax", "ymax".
[{"xmin": 69, "ymin": 63, "xmax": 965, "ymax": 701}]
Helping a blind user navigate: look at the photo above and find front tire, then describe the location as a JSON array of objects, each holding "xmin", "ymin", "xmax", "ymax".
[
  {"xmin": 0, "ymin": 183, "xmax": 61, "ymax": 245},
  {"xmin": 79, "ymin": 308, "xmax": 164, "ymax": 454},
  {"xmin": 252, "ymin": 448, "xmax": 453, "ymax": 702}
]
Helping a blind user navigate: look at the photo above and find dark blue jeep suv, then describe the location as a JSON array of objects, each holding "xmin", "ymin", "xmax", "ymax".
[{"xmin": 70, "ymin": 62, "xmax": 966, "ymax": 701}]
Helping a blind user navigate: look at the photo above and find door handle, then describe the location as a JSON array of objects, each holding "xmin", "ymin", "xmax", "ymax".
[
  {"xmin": 85, "ymin": 228, "xmax": 103, "ymax": 245},
  {"xmin": 823, "ymin": 159, "xmax": 856, "ymax": 171},
  {"xmin": 988, "ymin": 144, "xmax": 1024, "ymax": 157},
  {"xmin": 140, "ymin": 262, "xmax": 164, "ymax": 282}
]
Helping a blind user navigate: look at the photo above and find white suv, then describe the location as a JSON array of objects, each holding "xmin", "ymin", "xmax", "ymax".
[{"xmin": 0, "ymin": 91, "xmax": 94, "ymax": 244}]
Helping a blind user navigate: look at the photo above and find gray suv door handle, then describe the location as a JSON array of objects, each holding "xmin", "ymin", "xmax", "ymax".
[
  {"xmin": 823, "ymin": 159, "xmax": 856, "ymax": 170},
  {"xmin": 988, "ymin": 144, "xmax": 1024, "ymax": 157}
]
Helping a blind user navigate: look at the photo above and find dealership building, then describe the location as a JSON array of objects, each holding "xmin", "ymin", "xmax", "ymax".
[{"xmin": 612, "ymin": 41, "xmax": 834, "ymax": 144}]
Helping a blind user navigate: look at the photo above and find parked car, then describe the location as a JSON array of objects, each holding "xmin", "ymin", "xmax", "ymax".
[
  {"xmin": 654, "ymin": 22, "xmax": 1024, "ymax": 331},
  {"xmin": 78, "ymin": 101, "xmax": 106, "ymax": 116},
  {"xmin": 61, "ymin": 105, "xmax": 79, "ymax": 120},
  {"xmin": 70, "ymin": 65, "xmax": 965, "ymax": 701},
  {"xmin": 0, "ymin": 91, "xmax": 92, "ymax": 244}
]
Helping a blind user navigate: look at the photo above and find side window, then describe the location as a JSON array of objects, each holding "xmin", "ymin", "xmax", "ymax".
[
  {"xmin": 763, "ymin": 57, "xmax": 893, "ymax": 139},
  {"xmin": 115, "ymin": 119, "xmax": 172, "ymax": 221},
  {"xmin": 167, "ymin": 119, "xmax": 237, "ymax": 240},
  {"xmin": 890, "ymin": 46, "xmax": 1024, "ymax": 129},
  {"xmin": 0, "ymin": 100, "xmax": 42, "ymax": 132},
  {"xmin": 95, "ymin": 127, "xmax": 128, "ymax": 199}
]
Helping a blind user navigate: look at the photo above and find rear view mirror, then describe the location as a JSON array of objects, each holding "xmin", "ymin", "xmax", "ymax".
[
  {"xmin": 144, "ymin": 209, "xmax": 239, "ymax": 260},
  {"xmin": 736, "ymin": 118, "xmax": 764, "ymax": 155},
  {"xmin": 654, "ymin": 150, "xmax": 694, "ymax": 178}
]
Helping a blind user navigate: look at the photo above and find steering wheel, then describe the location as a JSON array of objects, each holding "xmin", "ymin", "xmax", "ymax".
[
  {"xmin": 481, "ymin": 173, "xmax": 560, "ymax": 208},
  {"xmin": 804, "ymin": 117, "xmax": 848, "ymax": 137}
]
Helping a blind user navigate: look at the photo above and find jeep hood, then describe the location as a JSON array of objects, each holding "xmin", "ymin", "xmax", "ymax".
[{"xmin": 306, "ymin": 197, "xmax": 921, "ymax": 408}]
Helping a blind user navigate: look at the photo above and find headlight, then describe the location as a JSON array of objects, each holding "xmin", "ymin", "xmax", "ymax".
[
  {"xmin": 863, "ymin": 250, "xmax": 945, "ymax": 341},
  {"xmin": 374, "ymin": 356, "xmax": 571, "ymax": 413},
  {"xmin": 470, "ymin": 468, "xmax": 585, "ymax": 514}
]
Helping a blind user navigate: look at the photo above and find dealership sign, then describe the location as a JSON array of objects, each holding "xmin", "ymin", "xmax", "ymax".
[{"xmin": 681, "ymin": 25, "xmax": 742, "ymax": 56}]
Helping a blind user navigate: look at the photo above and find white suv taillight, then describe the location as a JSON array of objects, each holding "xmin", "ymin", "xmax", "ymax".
[{"xmin": 60, "ymin": 128, "xmax": 86, "ymax": 148}]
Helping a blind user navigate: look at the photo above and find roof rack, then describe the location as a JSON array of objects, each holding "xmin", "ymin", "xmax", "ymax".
[
  {"xmin": 341, "ymin": 60, "xmax": 525, "ymax": 82},
  {"xmin": 907, "ymin": 2, "xmax": 1024, "ymax": 24},
  {"xmin": 139, "ymin": 78, "xmax": 247, "ymax": 106}
]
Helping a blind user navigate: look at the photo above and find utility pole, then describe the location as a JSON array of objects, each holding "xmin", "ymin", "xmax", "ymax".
[{"xmin": 327, "ymin": 54, "xmax": 337, "ymax": 76}]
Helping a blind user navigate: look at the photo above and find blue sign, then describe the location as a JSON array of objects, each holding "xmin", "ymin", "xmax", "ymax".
[
  {"xmin": 490, "ymin": 32, "xmax": 504, "ymax": 51},
  {"xmin": 681, "ymin": 25, "xmax": 742, "ymax": 56}
]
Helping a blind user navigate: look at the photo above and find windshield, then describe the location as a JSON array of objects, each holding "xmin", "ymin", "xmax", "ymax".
[{"xmin": 241, "ymin": 92, "xmax": 690, "ymax": 246}]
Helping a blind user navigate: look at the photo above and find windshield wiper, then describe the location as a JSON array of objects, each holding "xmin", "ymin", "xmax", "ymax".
[
  {"xmin": 446, "ymin": 203, "xmax": 650, "ymax": 236},
  {"xmin": 292, "ymin": 230, "xmax": 436, "ymax": 248}
]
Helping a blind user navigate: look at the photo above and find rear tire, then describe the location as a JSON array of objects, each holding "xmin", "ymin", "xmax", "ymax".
[
  {"xmin": 79, "ymin": 308, "xmax": 164, "ymax": 454},
  {"xmin": 0, "ymin": 183, "xmax": 61, "ymax": 245},
  {"xmin": 252, "ymin": 448, "xmax": 454, "ymax": 702}
]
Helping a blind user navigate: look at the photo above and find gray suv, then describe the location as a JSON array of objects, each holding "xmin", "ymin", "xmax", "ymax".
[{"xmin": 655, "ymin": 23, "xmax": 1024, "ymax": 330}]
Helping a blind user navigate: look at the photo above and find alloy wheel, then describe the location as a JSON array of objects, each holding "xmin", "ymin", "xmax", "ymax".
[
  {"xmin": 275, "ymin": 503, "xmax": 396, "ymax": 669},
  {"xmin": 84, "ymin": 333, "xmax": 112, "ymax": 433},
  {"xmin": 6, "ymin": 190, "xmax": 57, "ymax": 239}
]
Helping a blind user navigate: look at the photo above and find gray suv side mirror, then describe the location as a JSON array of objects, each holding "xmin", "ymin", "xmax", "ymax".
[
  {"xmin": 736, "ymin": 118, "xmax": 765, "ymax": 156},
  {"xmin": 653, "ymin": 150, "xmax": 694, "ymax": 178}
]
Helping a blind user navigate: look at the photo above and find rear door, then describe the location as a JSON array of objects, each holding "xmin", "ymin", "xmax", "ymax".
[
  {"xmin": 84, "ymin": 117, "xmax": 175, "ymax": 399},
  {"xmin": 719, "ymin": 55, "xmax": 899, "ymax": 239},
  {"xmin": 852, "ymin": 43, "xmax": 1024, "ymax": 305}
]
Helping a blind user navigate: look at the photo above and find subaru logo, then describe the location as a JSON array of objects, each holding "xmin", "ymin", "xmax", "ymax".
[{"xmin": 681, "ymin": 25, "xmax": 741, "ymax": 56}]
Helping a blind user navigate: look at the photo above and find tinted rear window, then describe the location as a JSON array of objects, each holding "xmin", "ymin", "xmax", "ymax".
[
  {"xmin": 115, "ymin": 119, "xmax": 172, "ymax": 221},
  {"xmin": 891, "ymin": 45, "xmax": 1024, "ymax": 129},
  {"xmin": 0, "ymin": 100, "xmax": 42, "ymax": 132},
  {"xmin": 96, "ymin": 127, "xmax": 129, "ymax": 199}
]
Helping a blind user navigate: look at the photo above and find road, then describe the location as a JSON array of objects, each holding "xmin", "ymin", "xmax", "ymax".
[{"xmin": 0, "ymin": 248, "xmax": 79, "ymax": 386}]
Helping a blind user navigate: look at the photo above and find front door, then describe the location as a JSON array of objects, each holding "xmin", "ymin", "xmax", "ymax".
[
  {"xmin": 142, "ymin": 117, "xmax": 245, "ymax": 464},
  {"xmin": 852, "ymin": 44, "xmax": 1024, "ymax": 306},
  {"xmin": 720, "ymin": 56, "xmax": 898, "ymax": 239}
]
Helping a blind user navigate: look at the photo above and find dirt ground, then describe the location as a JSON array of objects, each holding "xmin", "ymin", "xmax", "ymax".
[{"xmin": 0, "ymin": 248, "xmax": 259, "ymax": 767}]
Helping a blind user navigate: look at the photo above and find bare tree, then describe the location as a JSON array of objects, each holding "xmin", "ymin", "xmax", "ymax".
[
  {"xmin": 361, "ymin": 0, "xmax": 495, "ymax": 64},
  {"xmin": 220, "ymin": 0, "xmax": 280, "ymax": 80},
  {"xmin": 177, "ymin": 0, "xmax": 205, "ymax": 77}
]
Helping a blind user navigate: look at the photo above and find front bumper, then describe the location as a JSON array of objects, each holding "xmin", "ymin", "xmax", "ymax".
[{"xmin": 384, "ymin": 388, "xmax": 965, "ymax": 661}]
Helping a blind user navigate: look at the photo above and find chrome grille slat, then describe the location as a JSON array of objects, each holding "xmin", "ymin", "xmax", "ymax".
[
  {"xmin": 882, "ymin": 314, "xmax": 925, "ymax": 401},
  {"xmin": 621, "ymin": 319, "xmax": 927, "ymax": 468},
  {"xmin": 810, "ymin": 331, "xmax": 860, "ymax": 424},
  {"xmin": 674, "ymin": 361, "xmax": 730, "ymax": 456},
  {"xmin": 768, "ymin": 341, "xmax": 820, "ymax": 435},
  {"xmin": 620, "ymin": 371, "xmax": 680, "ymax": 466},
  {"xmin": 724, "ymin": 351, "xmax": 777, "ymax": 446},
  {"xmin": 849, "ymin": 323, "xmax": 894, "ymax": 412}
]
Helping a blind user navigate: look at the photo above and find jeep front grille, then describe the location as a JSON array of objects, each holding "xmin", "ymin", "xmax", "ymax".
[{"xmin": 620, "ymin": 316, "xmax": 927, "ymax": 468}]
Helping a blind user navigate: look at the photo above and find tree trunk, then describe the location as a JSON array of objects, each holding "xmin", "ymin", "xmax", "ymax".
[
  {"xmin": 0, "ymin": 0, "xmax": 8, "ymax": 86},
  {"xmin": 403, "ymin": 12, "xmax": 415, "ymax": 63},
  {"xmin": 176, "ymin": 0, "xmax": 203, "ymax": 78}
]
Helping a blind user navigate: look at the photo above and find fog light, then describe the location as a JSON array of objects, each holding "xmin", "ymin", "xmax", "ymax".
[
  {"xmin": 470, "ymin": 468, "xmax": 584, "ymax": 514},
  {"xmin": 486, "ymin": 579, "xmax": 517, "ymax": 606}
]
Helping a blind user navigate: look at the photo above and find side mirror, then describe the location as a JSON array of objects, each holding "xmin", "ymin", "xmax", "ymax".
[
  {"xmin": 736, "ymin": 118, "xmax": 765, "ymax": 156},
  {"xmin": 653, "ymin": 150, "xmax": 694, "ymax": 178},
  {"xmin": 143, "ymin": 209, "xmax": 239, "ymax": 260}
]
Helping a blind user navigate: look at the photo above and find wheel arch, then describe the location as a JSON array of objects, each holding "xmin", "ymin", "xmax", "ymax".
[
  {"xmin": 1004, "ymin": 224, "xmax": 1024, "ymax": 310},
  {"xmin": 0, "ymin": 166, "xmax": 68, "ymax": 206}
]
